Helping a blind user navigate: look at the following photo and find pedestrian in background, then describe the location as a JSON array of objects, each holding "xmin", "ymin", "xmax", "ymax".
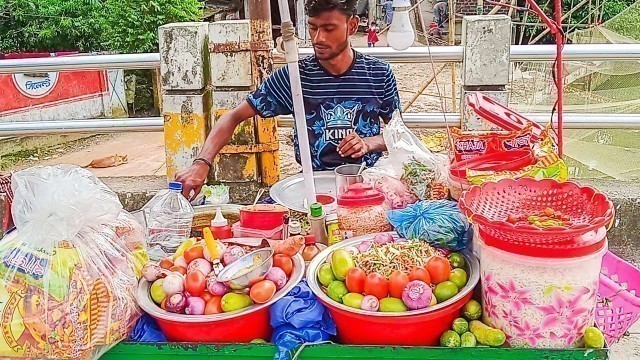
[{"xmin": 367, "ymin": 21, "xmax": 380, "ymax": 47}]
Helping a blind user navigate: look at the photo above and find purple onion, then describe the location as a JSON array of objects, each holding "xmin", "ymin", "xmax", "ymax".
[
  {"xmin": 165, "ymin": 293, "xmax": 186, "ymax": 313},
  {"xmin": 265, "ymin": 267, "xmax": 287, "ymax": 290},
  {"xmin": 361, "ymin": 295, "xmax": 380, "ymax": 311},
  {"xmin": 185, "ymin": 296, "xmax": 206, "ymax": 315},
  {"xmin": 356, "ymin": 241, "xmax": 373, "ymax": 254},
  {"xmin": 206, "ymin": 275, "xmax": 229, "ymax": 296},
  {"xmin": 174, "ymin": 256, "xmax": 188, "ymax": 269},
  {"xmin": 374, "ymin": 233, "xmax": 394, "ymax": 245},
  {"xmin": 402, "ymin": 280, "xmax": 432, "ymax": 310},
  {"xmin": 142, "ymin": 262, "xmax": 163, "ymax": 282},
  {"xmin": 222, "ymin": 246, "xmax": 245, "ymax": 266},
  {"xmin": 188, "ymin": 258, "xmax": 212, "ymax": 275},
  {"xmin": 162, "ymin": 273, "xmax": 184, "ymax": 296}
]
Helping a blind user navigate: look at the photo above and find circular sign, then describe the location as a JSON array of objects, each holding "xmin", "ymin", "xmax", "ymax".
[{"xmin": 12, "ymin": 72, "xmax": 59, "ymax": 99}]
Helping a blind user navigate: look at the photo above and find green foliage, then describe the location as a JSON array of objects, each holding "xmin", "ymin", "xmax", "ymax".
[
  {"xmin": 100, "ymin": 0, "xmax": 203, "ymax": 53},
  {"xmin": 0, "ymin": 0, "xmax": 104, "ymax": 52},
  {"xmin": 0, "ymin": 0, "xmax": 203, "ymax": 53},
  {"xmin": 518, "ymin": 0, "xmax": 638, "ymax": 43}
]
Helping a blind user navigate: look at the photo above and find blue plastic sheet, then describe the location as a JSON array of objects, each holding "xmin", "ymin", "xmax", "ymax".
[
  {"xmin": 387, "ymin": 200, "xmax": 472, "ymax": 251},
  {"xmin": 270, "ymin": 280, "xmax": 336, "ymax": 360},
  {"xmin": 129, "ymin": 313, "xmax": 167, "ymax": 342}
]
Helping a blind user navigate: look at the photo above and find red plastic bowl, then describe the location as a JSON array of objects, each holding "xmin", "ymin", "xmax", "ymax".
[
  {"xmin": 306, "ymin": 233, "xmax": 479, "ymax": 346},
  {"xmin": 239, "ymin": 204, "xmax": 289, "ymax": 230},
  {"xmin": 137, "ymin": 254, "xmax": 304, "ymax": 342}
]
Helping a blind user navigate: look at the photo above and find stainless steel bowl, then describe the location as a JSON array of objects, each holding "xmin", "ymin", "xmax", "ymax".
[
  {"xmin": 217, "ymin": 248, "xmax": 274, "ymax": 290},
  {"xmin": 306, "ymin": 232, "xmax": 480, "ymax": 317}
]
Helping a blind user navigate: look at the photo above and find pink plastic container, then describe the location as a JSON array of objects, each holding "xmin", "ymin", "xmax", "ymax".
[
  {"xmin": 596, "ymin": 250, "xmax": 640, "ymax": 344},
  {"xmin": 232, "ymin": 222, "xmax": 283, "ymax": 239}
]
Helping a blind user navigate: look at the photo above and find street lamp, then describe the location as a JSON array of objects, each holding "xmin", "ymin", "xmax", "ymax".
[{"xmin": 387, "ymin": 0, "xmax": 415, "ymax": 51}]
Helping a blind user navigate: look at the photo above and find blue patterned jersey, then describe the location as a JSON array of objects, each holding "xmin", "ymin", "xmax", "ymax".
[{"xmin": 247, "ymin": 51, "xmax": 400, "ymax": 171}]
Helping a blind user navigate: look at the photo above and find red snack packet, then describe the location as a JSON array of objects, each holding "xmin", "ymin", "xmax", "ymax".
[{"xmin": 450, "ymin": 125, "xmax": 534, "ymax": 162}]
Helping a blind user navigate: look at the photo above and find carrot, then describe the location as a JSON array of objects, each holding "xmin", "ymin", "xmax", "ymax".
[{"xmin": 273, "ymin": 235, "xmax": 304, "ymax": 257}]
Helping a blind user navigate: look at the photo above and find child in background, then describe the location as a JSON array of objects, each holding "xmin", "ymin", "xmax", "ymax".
[{"xmin": 367, "ymin": 21, "xmax": 380, "ymax": 47}]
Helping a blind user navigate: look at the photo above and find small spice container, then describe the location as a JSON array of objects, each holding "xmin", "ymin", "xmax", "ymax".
[{"xmin": 337, "ymin": 183, "xmax": 392, "ymax": 237}]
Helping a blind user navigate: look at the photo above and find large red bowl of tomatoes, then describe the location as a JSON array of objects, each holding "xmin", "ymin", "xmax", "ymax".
[
  {"xmin": 137, "ymin": 253, "xmax": 304, "ymax": 343},
  {"xmin": 306, "ymin": 233, "xmax": 479, "ymax": 346}
]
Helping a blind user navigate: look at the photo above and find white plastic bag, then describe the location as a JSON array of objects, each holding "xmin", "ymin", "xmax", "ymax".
[
  {"xmin": 363, "ymin": 111, "xmax": 449, "ymax": 203},
  {"xmin": 0, "ymin": 165, "xmax": 148, "ymax": 359}
]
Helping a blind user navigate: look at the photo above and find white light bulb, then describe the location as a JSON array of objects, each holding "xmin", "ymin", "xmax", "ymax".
[{"xmin": 387, "ymin": 1, "xmax": 415, "ymax": 51}]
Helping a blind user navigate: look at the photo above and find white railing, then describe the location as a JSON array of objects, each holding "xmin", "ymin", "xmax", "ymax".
[{"xmin": 2, "ymin": 44, "xmax": 640, "ymax": 136}]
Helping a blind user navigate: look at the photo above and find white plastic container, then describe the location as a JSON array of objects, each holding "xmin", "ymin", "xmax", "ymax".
[
  {"xmin": 478, "ymin": 228, "xmax": 608, "ymax": 349},
  {"xmin": 447, "ymin": 171, "xmax": 471, "ymax": 201},
  {"xmin": 144, "ymin": 181, "xmax": 194, "ymax": 261}
]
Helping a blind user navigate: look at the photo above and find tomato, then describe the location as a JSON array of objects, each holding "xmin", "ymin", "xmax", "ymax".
[
  {"xmin": 159, "ymin": 257, "xmax": 174, "ymax": 270},
  {"xmin": 161, "ymin": 297, "xmax": 167, "ymax": 310},
  {"xmin": 506, "ymin": 214, "xmax": 519, "ymax": 224},
  {"xmin": 389, "ymin": 270, "xmax": 410, "ymax": 298},
  {"xmin": 169, "ymin": 265, "xmax": 187, "ymax": 275},
  {"xmin": 201, "ymin": 291, "xmax": 214, "ymax": 303},
  {"xmin": 250, "ymin": 280, "xmax": 277, "ymax": 304},
  {"xmin": 185, "ymin": 270, "xmax": 206, "ymax": 296},
  {"xmin": 184, "ymin": 244, "xmax": 205, "ymax": 264},
  {"xmin": 544, "ymin": 207, "xmax": 555, "ymax": 216},
  {"xmin": 273, "ymin": 254, "xmax": 294, "ymax": 276},
  {"xmin": 426, "ymin": 256, "xmax": 451, "ymax": 284},
  {"xmin": 205, "ymin": 296, "xmax": 223, "ymax": 314},
  {"xmin": 409, "ymin": 267, "xmax": 431, "ymax": 285},
  {"xmin": 363, "ymin": 273, "xmax": 389, "ymax": 300},
  {"xmin": 345, "ymin": 268, "xmax": 366, "ymax": 294}
]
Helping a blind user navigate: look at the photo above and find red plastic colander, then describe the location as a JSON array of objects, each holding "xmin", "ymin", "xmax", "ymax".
[{"xmin": 458, "ymin": 178, "xmax": 615, "ymax": 245}]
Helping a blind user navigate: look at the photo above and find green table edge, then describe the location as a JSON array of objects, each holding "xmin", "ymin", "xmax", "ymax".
[{"xmin": 103, "ymin": 342, "xmax": 609, "ymax": 360}]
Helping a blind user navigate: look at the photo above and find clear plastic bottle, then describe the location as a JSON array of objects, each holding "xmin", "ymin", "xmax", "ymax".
[{"xmin": 144, "ymin": 181, "xmax": 195, "ymax": 261}]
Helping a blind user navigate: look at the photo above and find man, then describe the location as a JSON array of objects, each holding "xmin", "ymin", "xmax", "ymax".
[
  {"xmin": 433, "ymin": 0, "xmax": 449, "ymax": 29},
  {"xmin": 176, "ymin": 0, "xmax": 401, "ymax": 200}
]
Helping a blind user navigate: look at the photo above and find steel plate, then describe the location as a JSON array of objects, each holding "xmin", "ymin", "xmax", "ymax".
[{"xmin": 269, "ymin": 172, "xmax": 337, "ymax": 213}]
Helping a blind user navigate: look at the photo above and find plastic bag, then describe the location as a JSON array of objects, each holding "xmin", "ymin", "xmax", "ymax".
[
  {"xmin": 129, "ymin": 314, "xmax": 167, "ymax": 342},
  {"xmin": 0, "ymin": 165, "xmax": 148, "ymax": 359},
  {"xmin": 387, "ymin": 200, "xmax": 472, "ymax": 251},
  {"xmin": 363, "ymin": 111, "xmax": 449, "ymax": 204},
  {"xmin": 270, "ymin": 280, "xmax": 336, "ymax": 360}
]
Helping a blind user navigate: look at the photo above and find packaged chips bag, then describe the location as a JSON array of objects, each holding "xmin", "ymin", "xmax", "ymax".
[{"xmin": 0, "ymin": 165, "xmax": 148, "ymax": 359}]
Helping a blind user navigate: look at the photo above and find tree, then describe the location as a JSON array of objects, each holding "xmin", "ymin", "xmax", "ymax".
[
  {"xmin": 0, "ymin": 0, "xmax": 203, "ymax": 53},
  {"xmin": 0, "ymin": 0, "xmax": 104, "ymax": 52},
  {"xmin": 100, "ymin": 0, "xmax": 203, "ymax": 53}
]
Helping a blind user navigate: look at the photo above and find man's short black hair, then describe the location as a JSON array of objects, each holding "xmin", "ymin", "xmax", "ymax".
[{"xmin": 305, "ymin": 0, "xmax": 358, "ymax": 18}]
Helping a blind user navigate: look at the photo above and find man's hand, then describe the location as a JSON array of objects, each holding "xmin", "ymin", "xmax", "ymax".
[
  {"xmin": 338, "ymin": 132, "xmax": 370, "ymax": 158},
  {"xmin": 175, "ymin": 162, "xmax": 210, "ymax": 201}
]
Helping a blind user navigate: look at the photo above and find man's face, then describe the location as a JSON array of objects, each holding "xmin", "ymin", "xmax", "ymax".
[{"xmin": 308, "ymin": 10, "xmax": 358, "ymax": 60}]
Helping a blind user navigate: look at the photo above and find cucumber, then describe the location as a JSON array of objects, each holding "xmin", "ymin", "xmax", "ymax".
[{"xmin": 469, "ymin": 320, "xmax": 506, "ymax": 347}]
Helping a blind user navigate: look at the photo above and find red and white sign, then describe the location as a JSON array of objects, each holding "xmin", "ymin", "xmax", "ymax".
[{"xmin": 0, "ymin": 52, "xmax": 111, "ymax": 118}]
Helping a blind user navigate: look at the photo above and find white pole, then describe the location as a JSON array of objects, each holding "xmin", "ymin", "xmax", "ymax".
[{"xmin": 277, "ymin": 0, "xmax": 317, "ymax": 208}]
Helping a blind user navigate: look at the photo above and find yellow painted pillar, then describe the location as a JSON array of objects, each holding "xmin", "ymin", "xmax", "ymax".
[
  {"xmin": 209, "ymin": 20, "xmax": 280, "ymax": 203},
  {"xmin": 158, "ymin": 22, "xmax": 211, "ymax": 181}
]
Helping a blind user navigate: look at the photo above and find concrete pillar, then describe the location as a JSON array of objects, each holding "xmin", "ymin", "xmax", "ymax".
[
  {"xmin": 209, "ymin": 20, "xmax": 280, "ymax": 203},
  {"xmin": 158, "ymin": 22, "xmax": 211, "ymax": 180},
  {"xmin": 460, "ymin": 15, "xmax": 511, "ymax": 130}
]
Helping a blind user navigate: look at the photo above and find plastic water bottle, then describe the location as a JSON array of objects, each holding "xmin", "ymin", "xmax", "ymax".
[{"xmin": 144, "ymin": 181, "xmax": 194, "ymax": 261}]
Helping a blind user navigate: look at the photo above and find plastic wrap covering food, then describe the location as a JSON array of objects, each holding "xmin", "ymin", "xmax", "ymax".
[
  {"xmin": 362, "ymin": 112, "xmax": 449, "ymax": 206},
  {"xmin": 0, "ymin": 165, "xmax": 148, "ymax": 359},
  {"xmin": 387, "ymin": 200, "xmax": 472, "ymax": 251}
]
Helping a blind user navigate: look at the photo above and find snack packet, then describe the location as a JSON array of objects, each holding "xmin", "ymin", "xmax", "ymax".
[{"xmin": 0, "ymin": 165, "xmax": 148, "ymax": 359}]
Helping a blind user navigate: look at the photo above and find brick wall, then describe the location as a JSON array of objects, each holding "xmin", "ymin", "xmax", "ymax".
[{"xmin": 456, "ymin": 0, "xmax": 509, "ymax": 15}]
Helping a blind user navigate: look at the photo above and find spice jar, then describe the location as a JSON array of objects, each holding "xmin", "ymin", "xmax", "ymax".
[
  {"xmin": 337, "ymin": 183, "xmax": 392, "ymax": 237},
  {"xmin": 302, "ymin": 235, "xmax": 321, "ymax": 262}
]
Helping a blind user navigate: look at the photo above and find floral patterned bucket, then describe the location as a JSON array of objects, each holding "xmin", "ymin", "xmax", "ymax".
[{"xmin": 479, "ymin": 236, "xmax": 607, "ymax": 348}]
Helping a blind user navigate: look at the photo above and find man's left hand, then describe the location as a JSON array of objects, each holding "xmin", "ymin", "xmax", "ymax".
[{"xmin": 338, "ymin": 132, "xmax": 369, "ymax": 158}]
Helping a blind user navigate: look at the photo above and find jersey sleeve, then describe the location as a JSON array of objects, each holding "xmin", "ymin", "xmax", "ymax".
[
  {"xmin": 379, "ymin": 64, "xmax": 401, "ymax": 122},
  {"xmin": 247, "ymin": 67, "xmax": 294, "ymax": 118}
]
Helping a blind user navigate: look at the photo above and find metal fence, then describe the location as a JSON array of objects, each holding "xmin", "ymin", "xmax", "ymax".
[{"xmin": 2, "ymin": 44, "xmax": 640, "ymax": 137}]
